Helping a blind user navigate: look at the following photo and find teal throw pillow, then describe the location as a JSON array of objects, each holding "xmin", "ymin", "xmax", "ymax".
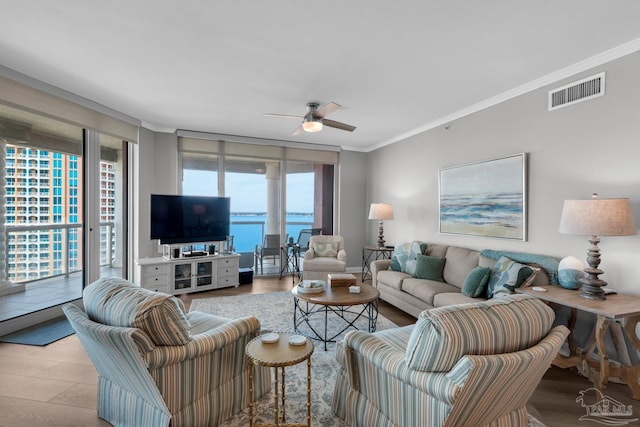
[
  {"xmin": 391, "ymin": 256, "xmax": 402, "ymax": 271},
  {"xmin": 414, "ymin": 254, "xmax": 446, "ymax": 281},
  {"xmin": 461, "ymin": 266, "xmax": 491, "ymax": 297},
  {"xmin": 486, "ymin": 256, "xmax": 533, "ymax": 298}
]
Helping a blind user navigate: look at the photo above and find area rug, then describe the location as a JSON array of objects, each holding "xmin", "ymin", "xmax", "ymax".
[
  {"xmin": 190, "ymin": 292, "xmax": 545, "ymax": 427},
  {"xmin": 0, "ymin": 316, "xmax": 75, "ymax": 346}
]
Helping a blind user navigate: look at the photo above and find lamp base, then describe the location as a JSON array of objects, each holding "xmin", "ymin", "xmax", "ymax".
[
  {"xmin": 579, "ymin": 235, "xmax": 607, "ymax": 300},
  {"xmin": 377, "ymin": 221, "xmax": 385, "ymax": 247},
  {"xmin": 579, "ymin": 277, "xmax": 607, "ymax": 300}
]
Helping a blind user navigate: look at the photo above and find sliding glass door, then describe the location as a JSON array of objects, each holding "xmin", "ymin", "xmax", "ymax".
[{"xmin": 0, "ymin": 104, "xmax": 128, "ymax": 322}]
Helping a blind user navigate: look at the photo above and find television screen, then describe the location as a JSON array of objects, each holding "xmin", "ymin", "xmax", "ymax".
[{"xmin": 150, "ymin": 195, "xmax": 230, "ymax": 244}]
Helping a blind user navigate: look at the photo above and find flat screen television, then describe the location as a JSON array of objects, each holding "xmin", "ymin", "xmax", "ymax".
[{"xmin": 150, "ymin": 194, "xmax": 231, "ymax": 244}]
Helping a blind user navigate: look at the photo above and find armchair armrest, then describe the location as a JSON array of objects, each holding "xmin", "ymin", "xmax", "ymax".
[
  {"xmin": 371, "ymin": 259, "xmax": 391, "ymax": 286},
  {"xmin": 304, "ymin": 248, "xmax": 315, "ymax": 260},
  {"xmin": 337, "ymin": 249, "xmax": 347, "ymax": 262},
  {"xmin": 145, "ymin": 316, "xmax": 261, "ymax": 368},
  {"xmin": 341, "ymin": 330, "xmax": 459, "ymax": 405}
]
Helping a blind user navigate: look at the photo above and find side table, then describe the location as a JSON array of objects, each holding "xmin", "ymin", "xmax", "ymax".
[
  {"xmin": 517, "ymin": 285, "xmax": 640, "ymax": 400},
  {"xmin": 246, "ymin": 332, "xmax": 314, "ymax": 426},
  {"xmin": 279, "ymin": 244, "xmax": 301, "ymax": 283},
  {"xmin": 361, "ymin": 245, "xmax": 393, "ymax": 281}
]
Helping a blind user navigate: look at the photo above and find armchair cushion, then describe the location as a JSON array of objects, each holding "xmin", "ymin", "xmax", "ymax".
[
  {"xmin": 405, "ymin": 294, "xmax": 554, "ymax": 372},
  {"xmin": 84, "ymin": 277, "xmax": 191, "ymax": 346}
]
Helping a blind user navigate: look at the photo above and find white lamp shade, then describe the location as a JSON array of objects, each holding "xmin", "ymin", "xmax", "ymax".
[
  {"xmin": 559, "ymin": 198, "xmax": 636, "ymax": 236},
  {"xmin": 368, "ymin": 203, "xmax": 394, "ymax": 220}
]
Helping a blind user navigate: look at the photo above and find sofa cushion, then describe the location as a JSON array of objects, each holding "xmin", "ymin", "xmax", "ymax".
[
  {"xmin": 442, "ymin": 246, "xmax": 480, "ymax": 288},
  {"xmin": 405, "ymin": 294, "xmax": 554, "ymax": 372},
  {"xmin": 425, "ymin": 243, "xmax": 448, "ymax": 258},
  {"xmin": 461, "ymin": 266, "xmax": 491, "ymax": 297},
  {"xmin": 486, "ymin": 256, "xmax": 533, "ymax": 298},
  {"xmin": 83, "ymin": 277, "xmax": 192, "ymax": 346},
  {"xmin": 377, "ymin": 270, "xmax": 412, "ymax": 291},
  {"xmin": 414, "ymin": 255, "xmax": 446, "ymax": 281},
  {"xmin": 401, "ymin": 279, "xmax": 459, "ymax": 306}
]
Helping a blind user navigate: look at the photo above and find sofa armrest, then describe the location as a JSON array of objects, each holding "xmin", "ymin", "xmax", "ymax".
[
  {"xmin": 371, "ymin": 259, "xmax": 391, "ymax": 287},
  {"xmin": 145, "ymin": 316, "xmax": 261, "ymax": 368},
  {"xmin": 340, "ymin": 330, "xmax": 459, "ymax": 404},
  {"xmin": 337, "ymin": 249, "xmax": 347, "ymax": 262}
]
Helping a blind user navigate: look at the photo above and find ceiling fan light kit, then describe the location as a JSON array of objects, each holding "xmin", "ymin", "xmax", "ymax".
[
  {"xmin": 265, "ymin": 101, "xmax": 356, "ymax": 135},
  {"xmin": 302, "ymin": 112, "xmax": 323, "ymax": 132}
]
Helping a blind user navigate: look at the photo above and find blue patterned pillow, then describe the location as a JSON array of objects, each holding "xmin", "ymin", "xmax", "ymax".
[
  {"xmin": 391, "ymin": 241, "xmax": 426, "ymax": 274},
  {"xmin": 486, "ymin": 256, "xmax": 532, "ymax": 298}
]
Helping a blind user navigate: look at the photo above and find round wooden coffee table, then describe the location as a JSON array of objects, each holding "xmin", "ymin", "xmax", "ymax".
[
  {"xmin": 291, "ymin": 283, "xmax": 380, "ymax": 351},
  {"xmin": 245, "ymin": 332, "xmax": 314, "ymax": 427}
]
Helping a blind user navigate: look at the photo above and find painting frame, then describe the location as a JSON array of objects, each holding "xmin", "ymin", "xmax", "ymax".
[{"xmin": 439, "ymin": 153, "xmax": 528, "ymax": 240}]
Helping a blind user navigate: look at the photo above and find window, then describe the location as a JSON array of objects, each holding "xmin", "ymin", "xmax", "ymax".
[{"xmin": 178, "ymin": 136, "xmax": 338, "ymax": 274}]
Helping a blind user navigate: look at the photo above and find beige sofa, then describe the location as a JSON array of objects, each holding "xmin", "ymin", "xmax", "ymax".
[{"xmin": 371, "ymin": 243, "xmax": 552, "ymax": 318}]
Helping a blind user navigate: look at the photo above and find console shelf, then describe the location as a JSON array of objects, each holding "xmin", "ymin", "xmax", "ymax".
[{"xmin": 134, "ymin": 253, "xmax": 240, "ymax": 294}]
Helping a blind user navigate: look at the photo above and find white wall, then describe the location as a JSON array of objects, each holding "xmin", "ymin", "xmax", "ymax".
[
  {"xmin": 338, "ymin": 150, "xmax": 368, "ymax": 272},
  {"xmin": 134, "ymin": 129, "xmax": 179, "ymax": 260},
  {"xmin": 365, "ymin": 53, "xmax": 640, "ymax": 296}
]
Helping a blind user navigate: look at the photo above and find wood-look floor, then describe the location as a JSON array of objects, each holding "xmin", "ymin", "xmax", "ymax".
[{"xmin": 0, "ymin": 276, "xmax": 636, "ymax": 426}]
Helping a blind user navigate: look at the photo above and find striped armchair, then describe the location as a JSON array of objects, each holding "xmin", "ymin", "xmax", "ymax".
[
  {"xmin": 63, "ymin": 277, "xmax": 270, "ymax": 427},
  {"xmin": 332, "ymin": 294, "xmax": 569, "ymax": 427}
]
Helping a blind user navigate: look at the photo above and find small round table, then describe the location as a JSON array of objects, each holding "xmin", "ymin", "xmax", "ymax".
[
  {"xmin": 292, "ymin": 283, "xmax": 380, "ymax": 351},
  {"xmin": 245, "ymin": 332, "xmax": 314, "ymax": 427}
]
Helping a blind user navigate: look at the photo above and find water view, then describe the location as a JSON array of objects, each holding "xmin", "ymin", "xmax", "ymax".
[{"xmin": 231, "ymin": 212, "xmax": 314, "ymax": 252}]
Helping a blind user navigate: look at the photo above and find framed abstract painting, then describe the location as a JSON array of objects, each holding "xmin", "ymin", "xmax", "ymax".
[{"xmin": 439, "ymin": 153, "xmax": 527, "ymax": 240}]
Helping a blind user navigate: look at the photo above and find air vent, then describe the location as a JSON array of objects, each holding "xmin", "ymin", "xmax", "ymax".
[{"xmin": 548, "ymin": 72, "xmax": 605, "ymax": 111}]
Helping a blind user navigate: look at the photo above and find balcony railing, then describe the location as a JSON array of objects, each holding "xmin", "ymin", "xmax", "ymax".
[
  {"xmin": 3, "ymin": 219, "xmax": 312, "ymax": 284},
  {"xmin": 5, "ymin": 221, "xmax": 115, "ymax": 284}
]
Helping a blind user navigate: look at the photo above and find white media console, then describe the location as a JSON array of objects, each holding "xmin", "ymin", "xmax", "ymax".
[{"xmin": 134, "ymin": 253, "xmax": 240, "ymax": 295}]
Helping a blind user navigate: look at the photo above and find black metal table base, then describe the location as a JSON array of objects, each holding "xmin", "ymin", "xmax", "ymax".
[
  {"xmin": 292, "ymin": 297, "xmax": 379, "ymax": 351},
  {"xmin": 280, "ymin": 244, "xmax": 301, "ymax": 283}
]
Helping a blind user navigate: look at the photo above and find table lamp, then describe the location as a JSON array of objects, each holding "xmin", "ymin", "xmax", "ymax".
[
  {"xmin": 368, "ymin": 203, "xmax": 394, "ymax": 247},
  {"xmin": 559, "ymin": 193, "xmax": 636, "ymax": 300}
]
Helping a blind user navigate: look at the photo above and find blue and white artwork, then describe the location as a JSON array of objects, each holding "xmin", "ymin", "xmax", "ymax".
[{"xmin": 439, "ymin": 153, "xmax": 527, "ymax": 240}]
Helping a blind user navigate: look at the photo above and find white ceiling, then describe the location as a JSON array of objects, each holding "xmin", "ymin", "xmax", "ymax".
[{"xmin": 2, "ymin": 1, "xmax": 640, "ymax": 152}]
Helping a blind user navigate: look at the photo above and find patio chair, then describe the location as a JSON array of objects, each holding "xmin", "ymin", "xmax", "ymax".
[
  {"xmin": 296, "ymin": 228, "xmax": 322, "ymax": 253},
  {"xmin": 254, "ymin": 233, "xmax": 281, "ymax": 274}
]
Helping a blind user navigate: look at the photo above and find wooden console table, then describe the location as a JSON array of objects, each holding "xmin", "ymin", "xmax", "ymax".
[{"xmin": 517, "ymin": 285, "xmax": 640, "ymax": 400}]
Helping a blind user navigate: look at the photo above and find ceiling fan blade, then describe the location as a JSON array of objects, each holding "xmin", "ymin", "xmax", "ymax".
[
  {"xmin": 314, "ymin": 102, "xmax": 341, "ymax": 118},
  {"xmin": 322, "ymin": 119, "xmax": 356, "ymax": 132},
  {"xmin": 292, "ymin": 124, "xmax": 304, "ymax": 136},
  {"xmin": 265, "ymin": 113, "xmax": 303, "ymax": 119}
]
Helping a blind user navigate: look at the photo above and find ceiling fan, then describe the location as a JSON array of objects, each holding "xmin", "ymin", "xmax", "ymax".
[{"xmin": 265, "ymin": 102, "xmax": 356, "ymax": 135}]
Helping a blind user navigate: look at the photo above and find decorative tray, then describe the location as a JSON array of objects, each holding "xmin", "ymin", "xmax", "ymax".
[{"xmin": 297, "ymin": 280, "xmax": 326, "ymax": 294}]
